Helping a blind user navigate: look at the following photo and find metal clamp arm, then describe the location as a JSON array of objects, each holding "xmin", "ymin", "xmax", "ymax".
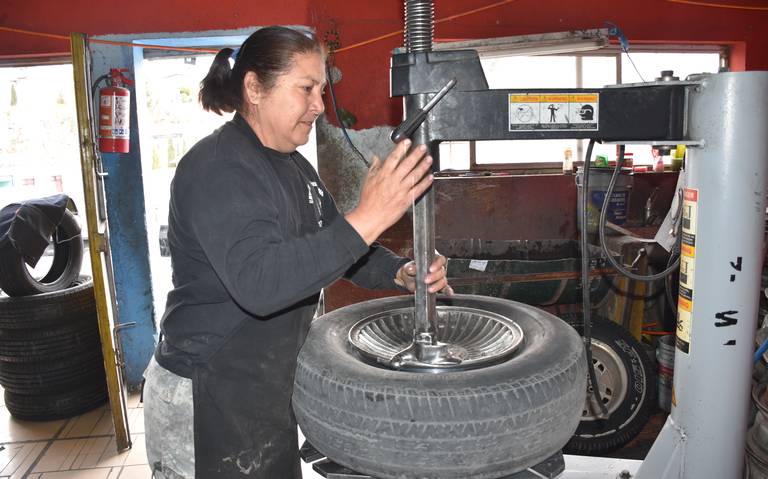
[{"xmin": 390, "ymin": 78, "xmax": 456, "ymax": 143}]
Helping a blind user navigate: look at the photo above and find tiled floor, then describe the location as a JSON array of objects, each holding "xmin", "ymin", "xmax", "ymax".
[
  {"xmin": 0, "ymin": 384, "xmax": 647, "ymax": 479},
  {"xmin": 0, "ymin": 388, "xmax": 328, "ymax": 479},
  {"xmin": 0, "ymin": 390, "xmax": 151, "ymax": 479}
]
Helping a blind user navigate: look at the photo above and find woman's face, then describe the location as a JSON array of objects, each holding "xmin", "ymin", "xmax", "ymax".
[{"xmin": 248, "ymin": 52, "xmax": 326, "ymax": 153}]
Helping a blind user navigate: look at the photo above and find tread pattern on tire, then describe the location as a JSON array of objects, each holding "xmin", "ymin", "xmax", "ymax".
[
  {"xmin": 560, "ymin": 314, "xmax": 657, "ymax": 455},
  {"xmin": 294, "ymin": 294, "xmax": 587, "ymax": 479},
  {"xmin": 4, "ymin": 381, "xmax": 108, "ymax": 421},
  {"xmin": 0, "ymin": 277, "xmax": 95, "ymax": 329},
  {"xmin": 0, "ymin": 277, "xmax": 107, "ymax": 419}
]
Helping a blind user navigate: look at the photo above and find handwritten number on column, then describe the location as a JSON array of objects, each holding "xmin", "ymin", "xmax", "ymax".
[
  {"xmin": 715, "ymin": 310, "xmax": 738, "ymax": 327},
  {"xmin": 730, "ymin": 256, "xmax": 742, "ymax": 282}
]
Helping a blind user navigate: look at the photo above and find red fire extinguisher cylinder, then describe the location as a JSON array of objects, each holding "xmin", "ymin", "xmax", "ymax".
[{"xmin": 98, "ymin": 69, "xmax": 132, "ymax": 153}]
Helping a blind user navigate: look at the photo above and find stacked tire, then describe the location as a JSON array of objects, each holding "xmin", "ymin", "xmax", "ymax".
[{"xmin": 0, "ymin": 209, "xmax": 107, "ymax": 421}]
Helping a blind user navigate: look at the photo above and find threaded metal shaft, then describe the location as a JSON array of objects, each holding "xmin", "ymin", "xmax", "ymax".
[{"xmin": 404, "ymin": 0, "xmax": 434, "ymax": 53}]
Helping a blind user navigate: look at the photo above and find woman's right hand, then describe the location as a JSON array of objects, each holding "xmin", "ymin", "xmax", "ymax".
[{"xmin": 345, "ymin": 140, "xmax": 433, "ymax": 245}]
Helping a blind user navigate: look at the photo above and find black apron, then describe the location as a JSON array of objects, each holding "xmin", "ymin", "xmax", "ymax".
[
  {"xmin": 192, "ymin": 303, "xmax": 314, "ymax": 478},
  {"xmin": 192, "ymin": 152, "xmax": 322, "ymax": 478}
]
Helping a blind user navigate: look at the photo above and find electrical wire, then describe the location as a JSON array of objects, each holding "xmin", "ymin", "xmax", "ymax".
[
  {"xmin": 598, "ymin": 145, "xmax": 681, "ymax": 281},
  {"xmin": 0, "ymin": 26, "xmax": 220, "ymax": 53},
  {"xmin": 755, "ymin": 336, "xmax": 768, "ymax": 364},
  {"xmin": 666, "ymin": 0, "xmax": 768, "ymax": 11},
  {"xmin": 4, "ymin": 0, "xmax": 522, "ymax": 57},
  {"xmin": 325, "ymin": 62, "xmax": 370, "ymax": 168},
  {"xmin": 334, "ymin": 0, "xmax": 521, "ymax": 54},
  {"xmin": 665, "ymin": 249, "xmax": 680, "ymax": 315},
  {"xmin": 643, "ymin": 330, "xmax": 675, "ymax": 336},
  {"xmin": 580, "ymin": 139, "xmax": 609, "ymax": 418},
  {"xmin": 624, "ymin": 51, "xmax": 647, "ymax": 83}
]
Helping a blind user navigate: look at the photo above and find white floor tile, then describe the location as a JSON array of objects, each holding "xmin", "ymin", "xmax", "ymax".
[
  {"xmin": 32, "ymin": 439, "xmax": 86, "ymax": 473},
  {"xmin": 125, "ymin": 393, "xmax": 142, "ymax": 410},
  {"xmin": 60, "ymin": 408, "xmax": 110, "ymax": 439},
  {"xmin": 125, "ymin": 410, "xmax": 143, "ymax": 435},
  {"xmin": 0, "ymin": 441, "xmax": 47, "ymax": 478},
  {"xmin": 0, "ymin": 406, "xmax": 66, "ymax": 443},
  {"xmin": 122, "ymin": 435, "xmax": 146, "ymax": 467},
  {"xmin": 94, "ymin": 438, "xmax": 130, "ymax": 469},
  {"xmin": 70, "ymin": 437, "xmax": 112, "ymax": 470},
  {"xmin": 38, "ymin": 467, "xmax": 117, "ymax": 479},
  {"xmin": 118, "ymin": 464, "xmax": 151, "ymax": 479}
]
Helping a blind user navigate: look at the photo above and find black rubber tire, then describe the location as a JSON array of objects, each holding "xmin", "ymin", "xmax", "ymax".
[
  {"xmin": 294, "ymin": 294, "xmax": 587, "ymax": 479},
  {"xmin": 0, "ymin": 349, "xmax": 102, "ymax": 374},
  {"xmin": 0, "ymin": 326, "xmax": 100, "ymax": 362},
  {"xmin": 0, "ymin": 209, "xmax": 83, "ymax": 297},
  {"xmin": 4, "ymin": 379, "xmax": 108, "ymax": 421},
  {"xmin": 0, "ymin": 358, "xmax": 105, "ymax": 395},
  {"xmin": 0, "ymin": 314, "xmax": 96, "ymax": 340},
  {"xmin": 0, "ymin": 276, "xmax": 94, "ymax": 329},
  {"xmin": 560, "ymin": 315, "xmax": 657, "ymax": 455}
]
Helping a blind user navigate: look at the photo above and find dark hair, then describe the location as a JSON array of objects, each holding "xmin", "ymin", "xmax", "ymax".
[{"xmin": 199, "ymin": 26, "xmax": 323, "ymax": 115}]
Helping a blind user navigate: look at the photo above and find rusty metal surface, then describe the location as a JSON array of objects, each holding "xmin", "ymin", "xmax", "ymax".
[
  {"xmin": 435, "ymin": 175, "xmax": 578, "ymax": 241},
  {"xmin": 448, "ymin": 268, "xmax": 616, "ymax": 285},
  {"xmin": 324, "ymin": 172, "xmax": 679, "ymax": 312}
]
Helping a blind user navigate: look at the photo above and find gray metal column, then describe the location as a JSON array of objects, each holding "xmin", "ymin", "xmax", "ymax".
[
  {"xmin": 403, "ymin": 0, "xmax": 437, "ymax": 340},
  {"xmin": 637, "ymin": 71, "xmax": 768, "ymax": 478},
  {"xmin": 407, "ymin": 94, "xmax": 437, "ymax": 339}
]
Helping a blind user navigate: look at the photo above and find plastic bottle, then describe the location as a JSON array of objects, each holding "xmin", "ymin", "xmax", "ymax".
[
  {"xmin": 563, "ymin": 147, "xmax": 573, "ymax": 174},
  {"xmin": 672, "ymin": 145, "xmax": 685, "ymax": 171},
  {"xmin": 654, "ymin": 155, "xmax": 665, "ymax": 172}
]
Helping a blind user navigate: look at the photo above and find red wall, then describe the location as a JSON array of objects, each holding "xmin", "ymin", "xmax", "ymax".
[
  {"xmin": 3, "ymin": 0, "xmax": 767, "ymax": 128},
  {"xmin": 311, "ymin": 0, "xmax": 768, "ymax": 128},
  {"xmin": 0, "ymin": 0, "xmax": 311, "ymax": 56}
]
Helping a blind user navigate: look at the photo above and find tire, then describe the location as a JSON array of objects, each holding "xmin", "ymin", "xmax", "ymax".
[
  {"xmin": 0, "ymin": 349, "xmax": 102, "ymax": 374},
  {"xmin": 294, "ymin": 294, "xmax": 587, "ymax": 479},
  {"xmin": 0, "ymin": 358, "xmax": 105, "ymax": 395},
  {"xmin": 0, "ymin": 314, "xmax": 96, "ymax": 340},
  {"xmin": 0, "ymin": 326, "xmax": 100, "ymax": 362},
  {"xmin": 0, "ymin": 276, "xmax": 94, "ymax": 329},
  {"xmin": 0, "ymin": 209, "xmax": 83, "ymax": 297},
  {"xmin": 560, "ymin": 315, "xmax": 657, "ymax": 455},
  {"xmin": 0, "ymin": 276, "xmax": 105, "ymax": 399},
  {"xmin": 4, "ymin": 380, "xmax": 108, "ymax": 421}
]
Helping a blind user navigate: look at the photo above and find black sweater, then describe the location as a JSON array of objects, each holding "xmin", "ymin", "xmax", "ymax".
[{"xmin": 156, "ymin": 114, "xmax": 408, "ymax": 378}]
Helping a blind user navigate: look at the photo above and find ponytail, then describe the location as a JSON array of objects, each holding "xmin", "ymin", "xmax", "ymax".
[
  {"xmin": 199, "ymin": 27, "xmax": 323, "ymax": 116},
  {"xmin": 199, "ymin": 48, "xmax": 239, "ymax": 115}
]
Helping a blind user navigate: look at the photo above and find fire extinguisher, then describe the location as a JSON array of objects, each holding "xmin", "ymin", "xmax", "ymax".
[{"xmin": 98, "ymin": 68, "xmax": 133, "ymax": 153}]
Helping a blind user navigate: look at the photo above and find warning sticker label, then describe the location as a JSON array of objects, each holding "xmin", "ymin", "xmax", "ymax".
[
  {"xmin": 679, "ymin": 255, "xmax": 695, "ymax": 301},
  {"xmin": 676, "ymin": 306, "xmax": 692, "ymax": 353},
  {"xmin": 681, "ymin": 188, "xmax": 698, "ymax": 254},
  {"xmin": 509, "ymin": 93, "xmax": 599, "ymax": 131},
  {"xmin": 677, "ymin": 187, "xmax": 699, "ymax": 354}
]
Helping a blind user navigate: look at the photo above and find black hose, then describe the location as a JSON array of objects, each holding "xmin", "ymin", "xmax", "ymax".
[
  {"xmin": 325, "ymin": 62, "xmax": 370, "ymax": 168},
  {"xmin": 581, "ymin": 139, "xmax": 609, "ymax": 418},
  {"xmin": 598, "ymin": 145, "xmax": 680, "ymax": 281},
  {"xmin": 664, "ymin": 251, "xmax": 680, "ymax": 316}
]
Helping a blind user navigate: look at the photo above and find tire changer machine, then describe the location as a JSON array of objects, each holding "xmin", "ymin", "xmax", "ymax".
[{"xmin": 302, "ymin": 1, "xmax": 768, "ymax": 478}]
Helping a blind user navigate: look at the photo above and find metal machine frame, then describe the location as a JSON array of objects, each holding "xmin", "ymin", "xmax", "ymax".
[{"xmin": 394, "ymin": 1, "xmax": 768, "ymax": 477}]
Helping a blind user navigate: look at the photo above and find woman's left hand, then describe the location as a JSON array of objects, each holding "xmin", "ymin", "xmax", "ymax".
[{"xmin": 394, "ymin": 254, "xmax": 454, "ymax": 295}]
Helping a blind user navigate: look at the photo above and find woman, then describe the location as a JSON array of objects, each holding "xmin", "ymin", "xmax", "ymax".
[{"xmin": 143, "ymin": 26, "xmax": 450, "ymax": 479}]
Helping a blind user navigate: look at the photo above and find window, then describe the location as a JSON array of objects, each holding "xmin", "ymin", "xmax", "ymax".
[
  {"xmin": 437, "ymin": 42, "xmax": 723, "ymax": 172},
  {"xmin": 0, "ymin": 63, "xmax": 89, "ymax": 279},
  {"xmin": 0, "ymin": 64, "xmax": 85, "ymax": 211}
]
